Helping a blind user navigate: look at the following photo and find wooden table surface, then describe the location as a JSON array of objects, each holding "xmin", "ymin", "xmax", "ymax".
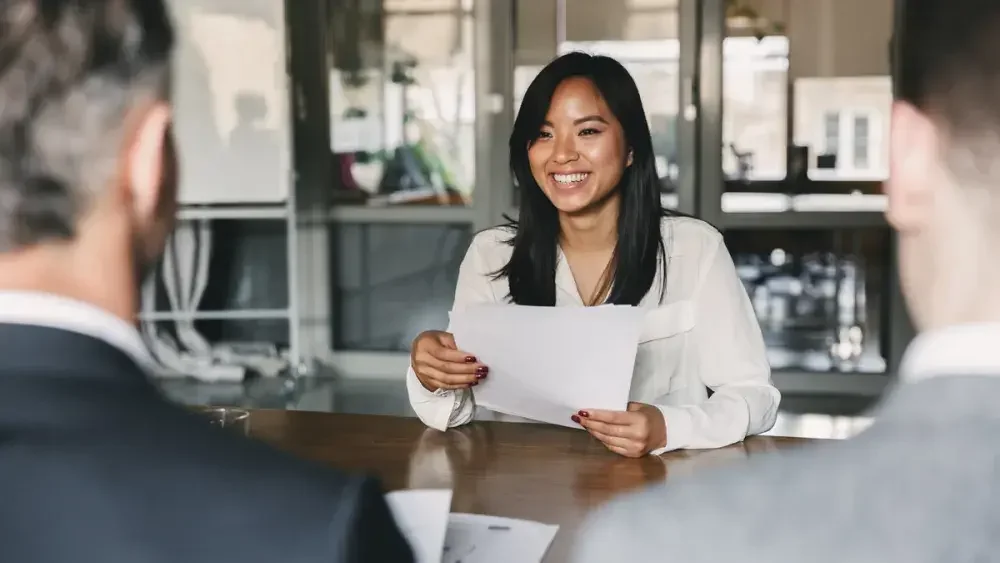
[{"xmin": 249, "ymin": 409, "xmax": 815, "ymax": 562}]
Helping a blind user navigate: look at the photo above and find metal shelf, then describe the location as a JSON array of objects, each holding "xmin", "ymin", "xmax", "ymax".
[
  {"xmin": 771, "ymin": 369, "xmax": 892, "ymax": 396},
  {"xmin": 177, "ymin": 205, "xmax": 289, "ymax": 221},
  {"xmin": 320, "ymin": 205, "xmax": 479, "ymax": 224},
  {"xmin": 714, "ymin": 193, "xmax": 889, "ymax": 229},
  {"xmin": 496, "ymin": 194, "xmax": 680, "ymax": 225},
  {"xmin": 138, "ymin": 309, "xmax": 291, "ymax": 321},
  {"xmin": 718, "ymin": 210, "xmax": 887, "ymax": 230}
]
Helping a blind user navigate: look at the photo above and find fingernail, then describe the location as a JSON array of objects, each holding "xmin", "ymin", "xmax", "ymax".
[
  {"xmin": 465, "ymin": 356, "xmax": 476, "ymax": 363},
  {"xmin": 578, "ymin": 410, "xmax": 589, "ymax": 417},
  {"xmin": 571, "ymin": 415, "xmax": 581, "ymax": 424},
  {"xmin": 475, "ymin": 366, "xmax": 488, "ymax": 376}
]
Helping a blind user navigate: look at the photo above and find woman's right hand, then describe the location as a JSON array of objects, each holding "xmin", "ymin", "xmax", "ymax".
[{"xmin": 411, "ymin": 330, "xmax": 488, "ymax": 392}]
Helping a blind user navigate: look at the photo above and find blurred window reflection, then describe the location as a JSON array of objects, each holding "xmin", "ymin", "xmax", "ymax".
[
  {"xmin": 333, "ymin": 223, "xmax": 472, "ymax": 351},
  {"xmin": 722, "ymin": 0, "xmax": 893, "ymax": 187},
  {"xmin": 766, "ymin": 413, "xmax": 874, "ymax": 440},
  {"xmin": 726, "ymin": 228, "xmax": 888, "ymax": 374},
  {"xmin": 795, "ymin": 77, "xmax": 890, "ymax": 181},
  {"xmin": 514, "ymin": 0, "xmax": 681, "ymax": 196},
  {"xmin": 722, "ymin": 36, "xmax": 788, "ymax": 181},
  {"xmin": 327, "ymin": 0, "xmax": 475, "ymax": 206}
]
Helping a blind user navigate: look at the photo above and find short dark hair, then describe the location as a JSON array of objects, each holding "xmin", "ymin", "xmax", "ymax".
[
  {"xmin": 895, "ymin": 0, "xmax": 1000, "ymax": 184},
  {"xmin": 499, "ymin": 52, "xmax": 674, "ymax": 306},
  {"xmin": 0, "ymin": 0, "xmax": 173, "ymax": 251}
]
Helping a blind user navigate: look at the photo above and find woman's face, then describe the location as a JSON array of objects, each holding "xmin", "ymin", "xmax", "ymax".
[{"xmin": 528, "ymin": 77, "xmax": 631, "ymax": 215}]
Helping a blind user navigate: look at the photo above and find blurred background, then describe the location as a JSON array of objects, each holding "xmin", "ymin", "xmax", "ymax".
[{"xmin": 151, "ymin": 0, "xmax": 902, "ymax": 440}]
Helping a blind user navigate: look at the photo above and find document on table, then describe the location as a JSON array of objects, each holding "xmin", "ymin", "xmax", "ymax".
[
  {"xmin": 442, "ymin": 513, "xmax": 559, "ymax": 563},
  {"xmin": 449, "ymin": 304, "xmax": 646, "ymax": 427},
  {"xmin": 385, "ymin": 489, "xmax": 558, "ymax": 563},
  {"xmin": 385, "ymin": 489, "xmax": 453, "ymax": 563}
]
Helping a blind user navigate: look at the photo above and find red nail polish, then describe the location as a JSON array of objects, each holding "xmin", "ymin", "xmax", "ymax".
[
  {"xmin": 571, "ymin": 415, "xmax": 581, "ymax": 424},
  {"xmin": 476, "ymin": 366, "xmax": 488, "ymax": 376},
  {"xmin": 578, "ymin": 410, "xmax": 589, "ymax": 417},
  {"xmin": 465, "ymin": 356, "xmax": 476, "ymax": 363}
]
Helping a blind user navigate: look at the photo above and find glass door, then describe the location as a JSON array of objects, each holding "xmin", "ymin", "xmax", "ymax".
[{"xmin": 697, "ymin": 0, "xmax": 907, "ymax": 395}]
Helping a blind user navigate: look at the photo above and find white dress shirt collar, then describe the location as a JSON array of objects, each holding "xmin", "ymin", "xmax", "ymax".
[
  {"xmin": 0, "ymin": 291, "xmax": 153, "ymax": 371},
  {"xmin": 899, "ymin": 323, "xmax": 1000, "ymax": 382}
]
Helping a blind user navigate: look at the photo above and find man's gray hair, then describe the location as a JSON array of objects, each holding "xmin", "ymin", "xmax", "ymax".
[{"xmin": 0, "ymin": 0, "xmax": 174, "ymax": 251}]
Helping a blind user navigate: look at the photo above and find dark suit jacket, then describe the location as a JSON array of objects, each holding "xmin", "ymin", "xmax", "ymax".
[{"xmin": 0, "ymin": 324, "xmax": 413, "ymax": 563}]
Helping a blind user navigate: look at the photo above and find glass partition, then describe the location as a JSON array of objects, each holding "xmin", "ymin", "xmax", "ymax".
[
  {"xmin": 327, "ymin": 0, "xmax": 477, "ymax": 207},
  {"xmin": 514, "ymin": 0, "xmax": 684, "ymax": 206},
  {"xmin": 718, "ymin": 0, "xmax": 893, "ymax": 215},
  {"xmin": 725, "ymin": 227, "xmax": 889, "ymax": 374}
]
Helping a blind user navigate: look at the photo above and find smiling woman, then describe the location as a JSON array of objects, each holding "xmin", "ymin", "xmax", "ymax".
[
  {"xmin": 505, "ymin": 53, "xmax": 668, "ymax": 308},
  {"xmin": 406, "ymin": 52, "xmax": 782, "ymax": 458}
]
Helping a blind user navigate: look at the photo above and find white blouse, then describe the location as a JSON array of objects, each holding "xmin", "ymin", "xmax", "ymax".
[{"xmin": 406, "ymin": 216, "xmax": 780, "ymax": 454}]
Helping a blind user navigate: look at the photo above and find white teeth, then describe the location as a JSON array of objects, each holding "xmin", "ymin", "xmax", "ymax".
[{"xmin": 553, "ymin": 173, "xmax": 589, "ymax": 184}]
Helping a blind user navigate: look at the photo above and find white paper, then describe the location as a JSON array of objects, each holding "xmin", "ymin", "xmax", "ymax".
[
  {"xmin": 442, "ymin": 513, "xmax": 559, "ymax": 563},
  {"xmin": 449, "ymin": 304, "xmax": 646, "ymax": 427},
  {"xmin": 385, "ymin": 489, "xmax": 453, "ymax": 563}
]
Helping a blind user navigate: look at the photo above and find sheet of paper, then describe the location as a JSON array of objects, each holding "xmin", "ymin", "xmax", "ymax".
[
  {"xmin": 442, "ymin": 513, "xmax": 559, "ymax": 563},
  {"xmin": 449, "ymin": 304, "xmax": 646, "ymax": 427},
  {"xmin": 385, "ymin": 489, "xmax": 453, "ymax": 563}
]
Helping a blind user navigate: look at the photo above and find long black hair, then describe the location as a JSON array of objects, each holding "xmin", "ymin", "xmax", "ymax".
[{"xmin": 495, "ymin": 52, "xmax": 674, "ymax": 306}]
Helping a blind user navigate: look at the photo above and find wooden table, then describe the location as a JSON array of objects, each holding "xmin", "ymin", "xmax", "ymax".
[{"xmin": 249, "ymin": 410, "xmax": 814, "ymax": 562}]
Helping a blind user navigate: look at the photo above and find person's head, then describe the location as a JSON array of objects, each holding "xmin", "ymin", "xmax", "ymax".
[
  {"xmin": 0, "ymin": 0, "xmax": 175, "ymax": 317},
  {"xmin": 500, "ymin": 52, "xmax": 669, "ymax": 306},
  {"xmin": 886, "ymin": 0, "xmax": 1000, "ymax": 329},
  {"xmin": 511, "ymin": 52, "xmax": 660, "ymax": 219},
  {"xmin": 235, "ymin": 92, "xmax": 267, "ymax": 125}
]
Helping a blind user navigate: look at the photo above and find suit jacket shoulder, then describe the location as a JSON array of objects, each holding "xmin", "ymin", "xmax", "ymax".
[{"xmin": 573, "ymin": 377, "xmax": 1000, "ymax": 563}]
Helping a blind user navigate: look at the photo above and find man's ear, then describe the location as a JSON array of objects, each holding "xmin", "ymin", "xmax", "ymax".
[
  {"xmin": 885, "ymin": 101, "xmax": 938, "ymax": 234},
  {"xmin": 124, "ymin": 103, "xmax": 172, "ymax": 223}
]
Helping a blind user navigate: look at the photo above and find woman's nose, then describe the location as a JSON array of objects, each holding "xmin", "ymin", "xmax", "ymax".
[{"xmin": 552, "ymin": 134, "xmax": 579, "ymax": 164}]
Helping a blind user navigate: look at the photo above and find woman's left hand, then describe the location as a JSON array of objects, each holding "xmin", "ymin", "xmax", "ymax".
[{"xmin": 572, "ymin": 402, "xmax": 667, "ymax": 458}]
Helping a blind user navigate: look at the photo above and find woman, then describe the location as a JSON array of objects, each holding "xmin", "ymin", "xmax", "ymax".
[{"xmin": 406, "ymin": 52, "xmax": 780, "ymax": 457}]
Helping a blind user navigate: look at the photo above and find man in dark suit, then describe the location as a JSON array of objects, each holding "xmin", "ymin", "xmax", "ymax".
[
  {"xmin": 573, "ymin": 1, "xmax": 1000, "ymax": 561},
  {"xmin": 0, "ymin": 2, "xmax": 412, "ymax": 562}
]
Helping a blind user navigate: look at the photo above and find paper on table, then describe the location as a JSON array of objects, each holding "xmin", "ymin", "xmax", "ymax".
[
  {"xmin": 442, "ymin": 513, "xmax": 559, "ymax": 563},
  {"xmin": 449, "ymin": 304, "xmax": 646, "ymax": 427},
  {"xmin": 385, "ymin": 489, "xmax": 453, "ymax": 563}
]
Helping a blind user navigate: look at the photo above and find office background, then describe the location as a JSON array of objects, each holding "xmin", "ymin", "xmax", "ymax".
[{"xmin": 150, "ymin": 0, "xmax": 909, "ymax": 429}]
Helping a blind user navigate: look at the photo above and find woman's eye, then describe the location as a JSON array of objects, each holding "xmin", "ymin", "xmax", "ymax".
[
  {"xmin": 579, "ymin": 128, "xmax": 601, "ymax": 136},
  {"xmin": 536, "ymin": 130, "xmax": 553, "ymax": 140}
]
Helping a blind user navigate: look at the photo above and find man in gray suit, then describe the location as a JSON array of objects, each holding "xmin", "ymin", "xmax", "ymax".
[{"xmin": 573, "ymin": 1, "xmax": 1000, "ymax": 561}]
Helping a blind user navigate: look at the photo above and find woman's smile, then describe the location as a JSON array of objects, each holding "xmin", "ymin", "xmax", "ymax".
[
  {"xmin": 527, "ymin": 76, "xmax": 628, "ymax": 215},
  {"xmin": 550, "ymin": 171, "xmax": 591, "ymax": 191}
]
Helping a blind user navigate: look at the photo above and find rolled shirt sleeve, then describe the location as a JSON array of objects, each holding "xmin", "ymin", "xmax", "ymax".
[{"xmin": 407, "ymin": 232, "xmax": 500, "ymax": 430}]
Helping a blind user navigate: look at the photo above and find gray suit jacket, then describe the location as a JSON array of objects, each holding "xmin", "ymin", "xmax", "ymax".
[{"xmin": 572, "ymin": 375, "xmax": 999, "ymax": 563}]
